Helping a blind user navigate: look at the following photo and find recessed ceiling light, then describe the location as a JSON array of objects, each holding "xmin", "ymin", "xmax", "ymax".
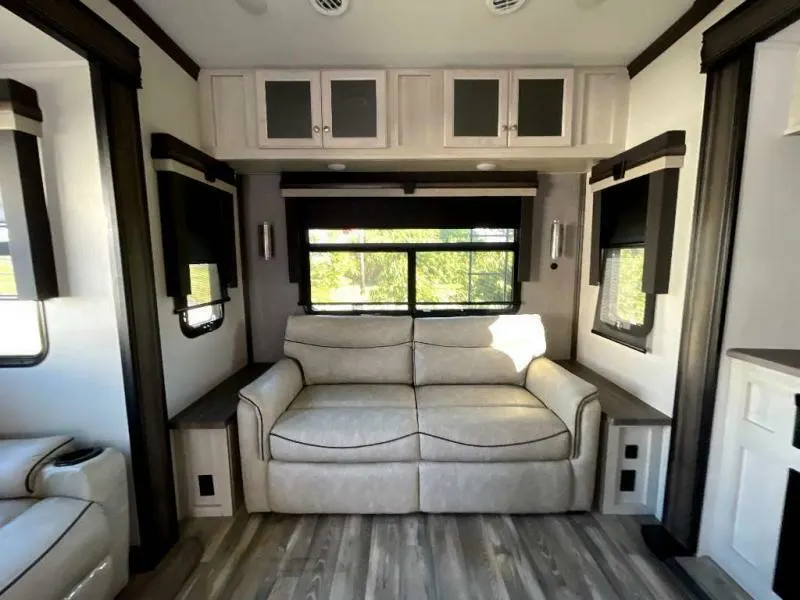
[
  {"xmin": 328, "ymin": 163, "xmax": 347, "ymax": 171},
  {"xmin": 476, "ymin": 162, "xmax": 497, "ymax": 171},
  {"xmin": 309, "ymin": 0, "xmax": 350, "ymax": 17},
  {"xmin": 486, "ymin": 0, "xmax": 527, "ymax": 16},
  {"xmin": 234, "ymin": 0, "xmax": 268, "ymax": 16}
]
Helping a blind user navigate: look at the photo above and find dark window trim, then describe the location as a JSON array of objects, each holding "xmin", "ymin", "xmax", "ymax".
[
  {"xmin": 179, "ymin": 303, "xmax": 225, "ymax": 339},
  {"xmin": 591, "ymin": 246, "xmax": 656, "ymax": 354},
  {"xmin": 303, "ymin": 235, "xmax": 522, "ymax": 317},
  {"xmin": 0, "ymin": 300, "xmax": 49, "ymax": 368}
]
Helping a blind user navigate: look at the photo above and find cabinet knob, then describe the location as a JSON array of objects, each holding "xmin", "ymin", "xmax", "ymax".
[
  {"xmin": 502, "ymin": 124, "xmax": 509, "ymax": 132},
  {"xmin": 323, "ymin": 125, "xmax": 331, "ymax": 133},
  {"xmin": 313, "ymin": 125, "xmax": 321, "ymax": 134},
  {"xmin": 510, "ymin": 124, "xmax": 519, "ymax": 131}
]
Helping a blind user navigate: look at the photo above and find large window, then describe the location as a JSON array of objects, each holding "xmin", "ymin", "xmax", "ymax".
[
  {"xmin": 306, "ymin": 228, "xmax": 518, "ymax": 315},
  {"xmin": 592, "ymin": 246, "xmax": 654, "ymax": 352},
  {"xmin": 0, "ymin": 218, "xmax": 47, "ymax": 365}
]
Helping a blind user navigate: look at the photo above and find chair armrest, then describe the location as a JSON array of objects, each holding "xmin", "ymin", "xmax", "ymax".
[
  {"xmin": 238, "ymin": 358, "xmax": 304, "ymax": 461},
  {"xmin": 0, "ymin": 436, "xmax": 74, "ymax": 498},
  {"xmin": 525, "ymin": 358, "xmax": 599, "ymax": 458}
]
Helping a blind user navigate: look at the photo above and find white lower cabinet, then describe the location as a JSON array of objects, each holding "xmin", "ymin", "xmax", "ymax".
[{"xmin": 705, "ymin": 356, "xmax": 800, "ymax": 600}]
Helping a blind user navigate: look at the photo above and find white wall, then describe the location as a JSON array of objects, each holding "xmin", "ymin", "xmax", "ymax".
[
  {"xmin": 0, "ymin": 63, "xmax": 129, "ymax": 454},
  {"xmin": 699, "ymin": 25, "xmax": 800, "ymax": 557},
  {"xmin": 576, "ymin": 0, "xmax": 746, "ymax": 417},
  {"xmin": 243, "ymin": 173, "xmax": 583, "ymax": 363},
  {"xmin": 80, "ymin": 0, "xmax": 248, "ymax": 417}
]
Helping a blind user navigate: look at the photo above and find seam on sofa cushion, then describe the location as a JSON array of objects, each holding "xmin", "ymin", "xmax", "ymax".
[
  {"xmin": 240, "ymin": 394, "xmax": 265, "ymax": 460},
  {"xmin": 0, "ymin": 500, "xmax": 91, "ymax": 596},
  {"xmin": 24, "ymin": 437, "xmax": 74, "ymax": 494},
  {"xmin": 418, "ymin": 429, "xmax": 568, "ymax": 449},
  {"xmin": 571, "ymin": 392, "xmax": 598, "ymax": 458},
  {"xmin": 285, "ymin": 339, "xmax": 411, "ymax": 350},
  {"xmin": 270, "ymin": 431, "xmax": 418, "ymax": 450},
  {"xmin": 414, "ymin": 340, "xmax": 494, "ymax": 349}
]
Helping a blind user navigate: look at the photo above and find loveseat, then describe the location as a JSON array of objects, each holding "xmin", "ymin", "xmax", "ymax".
[
  {"xmin": 0, "ymin": 437, "xmax": 129, "ymax": 600},
  {"xmin": 238, "ymin": 314, "xmax": 600, "ymax": 514}
]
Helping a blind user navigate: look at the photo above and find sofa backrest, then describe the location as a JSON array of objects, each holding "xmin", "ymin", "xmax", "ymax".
[
  {"xmin": 284, "ymin": 315, "xmax": 414, "ymax": 385},
  {"xmin": 413, "ymin": 315, "xmax": 547, "ymax": 386}
]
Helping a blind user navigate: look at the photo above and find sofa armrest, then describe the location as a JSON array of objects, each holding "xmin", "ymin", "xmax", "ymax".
[
  {"xmin": 238, "ymin": 358, "xmax": 304, "ymax": 462},
  {"xmin": 525, "ymin": 358, "xmax": 599, "ymax": 458},
  {"xmin": 0, "ymin": 436, "xmax": 74, "ymax": 498}
]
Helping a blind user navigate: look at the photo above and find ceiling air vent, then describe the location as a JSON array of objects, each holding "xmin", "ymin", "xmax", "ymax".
[
  {"xmin": 308, "ymin": 0, "xmax": 350, "ymax": 16},
  {"xmin": 486, "ymin": 0, "xmax": 527, "ymax": 15}
]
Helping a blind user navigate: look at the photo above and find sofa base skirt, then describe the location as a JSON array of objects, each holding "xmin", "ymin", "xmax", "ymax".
[
  {"xmin": 268, "ymin": 461, "xmax": 419, "ymax": 513},
  {"xmin": 419, "ymin": 461, "xmax": 573, "ymax": 513}
]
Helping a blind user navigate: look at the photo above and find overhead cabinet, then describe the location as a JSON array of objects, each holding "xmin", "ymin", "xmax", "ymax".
[
  {"xmin": 444, "ymin": 69, "xmax": 574, "ymax": 148},
  {"xmin": 256, "ymin": 69, "xmax": 387, "ymax": 149},
  {"xmin": 199, "ymin": 67, "xmax": 627, "ymax": 161}
]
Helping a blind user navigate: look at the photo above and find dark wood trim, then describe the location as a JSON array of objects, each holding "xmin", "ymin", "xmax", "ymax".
[
  {"xmin": 646, "ymin": 48, "xmax": 754, "ymax": 558},
  {"xmin": 236, "ymin": 176, "xmax": 254, "ymax": 362},
  {"xmin": 280, "ymin": 171, "xmax": 540, "ymax": 192},
  {"xmin": 0, "ymin": 79, "xmax": 43, "ymax": 122},
  {"xmin": 108, "ymin": 0, "xmax": 200, "ymax": 80},
  {"xmin": 589, "ymin": 191, "xmax": 602, "ymax": 286},
  {"xmin": 702, "ymin": 0, "xmax": 800, "ymax": 72},
  {"xmin": 569, "ymin": 175, "xmax": 587, "ymax": 360},
  {"xmin": 590, "ymin": 131, "xmax": 686, "ymax": 185},
  {"xmin": 628, "ymin": 0, "xmax": 723, "ymax": 78},
  {"xmin": 151, "ymin": 133, "xmax": 236, "ymax": 186},
  {"xmin": 643, "ymin": 169, "xmax": 681, "ymax": 295},
  {"xmin": 1, "ymin": 0, "xmax": 141, "ymax": 87},
  {"xmin": 91, "ymin": 65, "xmax": 178, "ymax": 570}
]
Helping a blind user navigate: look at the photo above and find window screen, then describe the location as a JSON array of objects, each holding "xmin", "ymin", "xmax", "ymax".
[{"xmin": 592, "ymin": 246, "xmax": 655, "ymax": 352}]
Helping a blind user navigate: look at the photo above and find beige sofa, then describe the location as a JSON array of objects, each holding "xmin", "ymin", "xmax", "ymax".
[
  {"xmin": 238, "ymin": 314, "xmax": 600, "ymax": 514},
  {"xmin": 0, "ymin": 437, "xmax": 129, "ymax": 600}
]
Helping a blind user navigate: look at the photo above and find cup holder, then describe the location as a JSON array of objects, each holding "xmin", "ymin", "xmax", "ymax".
[{"xmin": 53, "ymin": 447, "xmax": 104, "ymax": 467}]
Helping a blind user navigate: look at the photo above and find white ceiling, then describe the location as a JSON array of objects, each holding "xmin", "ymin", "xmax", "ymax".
[
  {"xmin": 135, "ymin": 0, "xmax": 692, "ymax": 69},
  {"xmin": 0, "ymin": 8, "xmax": 80, "ymax": 65}
]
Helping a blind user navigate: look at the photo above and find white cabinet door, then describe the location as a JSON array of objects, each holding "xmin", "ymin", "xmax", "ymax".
[
  {"xmin": 575, "ymin": 68, "xmax": 629, "ymax": 150},
  {"xmin": 321, "ymin": 70, "xmax": 387, "ymax": 149},
  {"xmin": 255, "ymin": 70, "xmax": 323, "ymax": 149},
  {"xmin": 509, "ymin": 69, "xmax": 574, "ymax": 147},
  {"xmin": 444, "ymin": 70, "xmax": 509, "ymax": 148}
]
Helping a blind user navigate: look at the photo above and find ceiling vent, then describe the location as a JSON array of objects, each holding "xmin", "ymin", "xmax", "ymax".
[
  {"xmin": 486, "ymin": 0, "xmax": 527, "ymax": 15},
  {"xmin": 308, "ymin": 0, "xmax": 350, "ymax": 16}
]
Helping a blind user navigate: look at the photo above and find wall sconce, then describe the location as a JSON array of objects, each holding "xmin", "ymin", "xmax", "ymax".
[
  {"xmin": 550, "ymin": 219, "xmax": 564, "ymax": 264},
  {"xmin": 260, "ymin": 221, "xmax": 274, "ymax": 260}
]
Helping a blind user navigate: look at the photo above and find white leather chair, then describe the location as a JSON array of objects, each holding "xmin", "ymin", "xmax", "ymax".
[{"xmin": 0, "ymin": 437, "xmax": 129, "ymax": 600}]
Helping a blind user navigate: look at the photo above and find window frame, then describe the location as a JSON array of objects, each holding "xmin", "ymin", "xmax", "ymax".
[
  {"xmin": 0, "ymin": 299, "xmax": 49, "ymax": 367},
  {"xmin": 179, "ymin": 302, "xmax": 225, "ymax": 338},
  {"xmin": 592, "ymin": 245, "xmax": 655, "ymax": 353},
  {"xmin": 301, "ymin": 233, "xmax": 522, "ymax": 317}
]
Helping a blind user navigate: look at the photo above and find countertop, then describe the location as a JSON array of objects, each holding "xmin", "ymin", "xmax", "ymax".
[{"xmin": 727, "ymin": 348, "xmax": 800, "ymax": 380}]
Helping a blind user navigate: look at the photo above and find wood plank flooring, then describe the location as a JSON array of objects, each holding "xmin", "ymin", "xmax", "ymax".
[{"xmin": 169, "ymin": 512, "xmax": 723, "ymax": 600}]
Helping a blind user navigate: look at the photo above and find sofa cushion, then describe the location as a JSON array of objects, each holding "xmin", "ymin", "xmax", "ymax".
[
  {"xmin": 0, "ymin": 498, "xmax": 109, "ymax": 600},
  {"xmin": 289, "ymin": 384, "xmax": 415, "ymax": 410},
  {"xmin": 0, "ymin": 499, "xmax": 36, "ymax": 528},
  {"xmin": 284, "ymin": 315, "xmax": 413, "ymax": 385},
  {"xmin": 416, "ymin": 385, "xmax": 544, "ymax": 409},
  {"xmin": 418, "ymin": 406, "xmax": 570, "ymax": 461},
  {"xmin": 270, "ymin": 408, "xmax": 419, "ymax": 462},
  {"xmin": 414, "ymin": 315, "xmax": 547, "ymax": 385}
]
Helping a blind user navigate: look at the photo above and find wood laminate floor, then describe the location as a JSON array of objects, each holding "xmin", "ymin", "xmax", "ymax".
[{"xmin": 165, "ymin": 511, "xmax": 750, "ymax": 600}]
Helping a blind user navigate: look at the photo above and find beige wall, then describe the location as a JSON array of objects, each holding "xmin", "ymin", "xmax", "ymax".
[
  {"xmin": 576, "ymin": 0, "xmax": 746, "ymax": 417},
  {"xmin": 243, "ymin": 173, "xmax": 583, "ymax": 362},
  {"xmin": 81, "ymin": 0, "xmax": 248, "ymax": 417}
]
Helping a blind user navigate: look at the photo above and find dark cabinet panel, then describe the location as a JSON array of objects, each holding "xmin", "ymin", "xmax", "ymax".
[
  {"xmin": 453, "ymin": 78, "xmax": 501, "ymax": 138},
  {"xmin": 517, "ymin": 78, "xmax": 565, "ymax": 137},
  {"xmin": 330, "ymin": 79, "xmax": 377, "ymax": 139},
  {"xmin": 265, "ymin": 80, "xmax": 314, "ymax": 139}
]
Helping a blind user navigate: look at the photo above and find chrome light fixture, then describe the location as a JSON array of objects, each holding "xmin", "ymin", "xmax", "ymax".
[
  {"xmin": 550, "ymin": 219, "xmax": 564, "ymax": 261},
  {"xmin": 260, "ymin": 222, "xmax": 274, "ymax": 260}
]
